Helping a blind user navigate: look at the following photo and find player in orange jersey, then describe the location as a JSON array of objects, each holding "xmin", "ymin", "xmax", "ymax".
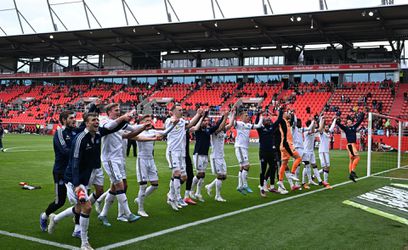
[{"xmin": 277, "ymin": 108, "xmax": 302, "ymax": 194}]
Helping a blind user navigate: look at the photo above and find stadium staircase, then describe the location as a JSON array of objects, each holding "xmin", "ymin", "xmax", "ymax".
[{"xmin": 389, "ymin": 83, "xmax": 408, "ymax": 117}]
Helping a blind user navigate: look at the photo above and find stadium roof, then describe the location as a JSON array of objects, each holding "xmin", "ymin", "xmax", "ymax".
[{"xmin": 0, "ymin": 4, "xmax": 408, "ymax": 58}]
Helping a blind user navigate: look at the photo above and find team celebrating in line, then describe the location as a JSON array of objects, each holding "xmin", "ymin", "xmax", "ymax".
[{"xmin": 39, "ymin": 100, "xmax": 364, "ymax": 250}]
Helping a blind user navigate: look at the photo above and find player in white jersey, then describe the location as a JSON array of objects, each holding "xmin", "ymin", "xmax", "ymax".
[
  {"xmin": 205, "ymin": 111, "xmax": 232, "ymax": 202},
  {"xmin": 122, "ymin": 114, "xmax": 178, "ymax": 217},
  {"xmin": 318, "ymin": 116, "xmax": 336, "ymax": 189},
  {"xmin": 303, "ymin": 119, "xmax": 325, "ymax": 188},
  {"xmin": 234, "ymin": 108, "xmax": 263, "ymax": 195},
  {"xmin": 291, "ymin": 114, "xmax": 305, "ymax": 190},
  {"xmin": 97, "ymin": 104, "xmax": 146, "ymax": 227},
  {"xmin": 165, "ymin": 105, "xmax": 203, "ymax": 211}
]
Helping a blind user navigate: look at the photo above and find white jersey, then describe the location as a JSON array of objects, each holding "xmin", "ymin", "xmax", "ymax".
[
  {"xmin": 303, "ymin": 130, "xmax": 316, "ymax": 152},
  {"xmin": 292, "ymin": 127, "xmax": 304, "ymax": 149},
  {"xmin": 136, "ymin": 129, "xmax": 159, "ymax": 159},
  {"xmin": 165, "ymin": 118, "xmax": 187, "ymax": 155},
  {"xmin": 101, "ymin": 119, "xmax": 141, "ymax": 161},
  {"xmin": 210, "ymin": 130, "xmax": 226, "ymax": 158},
  {"xmin": 101, "ymin": 118, "xmax": 124, "ymax": 161},
  {"xmin": 234, "ymin": 121, "xmax": 252, "ymax": 149},
  {"xmin": 319, "ymin": 132, "xmax": 330, "ymax": 153},
  {"xmin": 318, "ymin": 118, "xmax": 336, "ymax": 153}
]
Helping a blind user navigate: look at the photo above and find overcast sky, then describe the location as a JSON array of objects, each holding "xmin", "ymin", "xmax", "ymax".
[{"xmin": 0, "ymin": 0, "xmax": 407, "ymax": 35}]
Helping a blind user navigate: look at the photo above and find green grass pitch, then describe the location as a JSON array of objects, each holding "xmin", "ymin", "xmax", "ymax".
[{"xmin": 0, "ymin": 134, "xmax": 407, "ymax": 249}]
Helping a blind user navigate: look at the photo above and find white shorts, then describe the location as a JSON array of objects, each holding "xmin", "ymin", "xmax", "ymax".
[
  {"xmin": 235, "ymin": 147, "xmax": 249, "ymax": 167},
  {"xmin": 66, "ymin": 183, "xmax": 89, "ymax": 205},
  {"xmin": 303, "ymin": 152, "xmax": 316, "ymax": 165},
  {"xmin": 88, "ymin": 168, "xmax": 104, "ymax": 187},
  {"xmin": 210, "ymin": 155, "xmax": 227, "ymax": 175},
  {"xmin": 136, "ymin": 158, "xmax": 159, "ymax": 183},
  {"xmin": 166, "ymin": 150, "xmax": 187, "ymax": 176},
  {"xmin": 319, "ymin": 152, "xmax": 330, "ymax": 167},
  {"xmin": 102, "ymin": 160, "xmax": 125, "ymax": 184},
  {"xmin": 193, "ymin": 154, "xmax": 209, "ymax": 173},
  {"xmin": 296, "ymin": 148, "xmax": 305, "ymax": 158}
]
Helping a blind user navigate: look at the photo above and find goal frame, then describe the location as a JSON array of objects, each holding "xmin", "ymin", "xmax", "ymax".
[{"xmin": 367, "ymin": 112, "xmax": 403, "ymax": 176}]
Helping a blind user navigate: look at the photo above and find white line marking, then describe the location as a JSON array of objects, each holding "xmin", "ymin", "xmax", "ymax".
[
  {"xmin": 0, "ymin": 230, "xmax": 79, "ymax": 250},
  {"xmin": 97, "ymin": 166, "xmax": 400, "ymax": 250},
  {"xmin": 371, "ymin": 175, "xmax": 408, "ymax": 181}
]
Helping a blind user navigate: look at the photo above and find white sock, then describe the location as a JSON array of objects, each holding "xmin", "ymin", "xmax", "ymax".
[
  {"xmin": 137, "ymin": 185, "xmax": 147, "ymax": 211},
  {"xmin": 285, "ymin": 171, "xmax": 294, "ymax": 187},
  {"xmin": 169, "ymin": 179, "xmax": 175, "ymax": 200},
  {"xmin": 295, "ymin": 167, "xmax": 301, "ymax": 180},
  {"xmin": 54, "ymin": 206, "xmax": 74, "ymax": 222},
  {"xmin": 184, "ymin": 190, "xmax": 190, "ymax": 199},
  {"xmin": 97, "ymin": 190, "xmax": 109, "ymax": 203},
  {"xmin": 306, "ymin": 165, "xmax": 312, "ymax": 183},
  {"xmin": 116, "ymin": 193, "xmax": 132, "ymax": 216},
  {"xmin": 79, "ymin": 214, "xmax": 90, "ymax": 246},
  {"xmin": 74, "ymin": 223, "xmax": 80, "ymax": 232},
  {"xmin": 319, "ymin": 169, "xmax": 324, "ymax": 174},
  {"xmin": 173, "ymin": 178, "xmax": 181, "ymax": 200},
  {"xmin": 191, "ymin": 176, "xmax": 199, "ymax": 193},
  {"xmin": 208, "ymin": 179, "xmax": 216, "ymax": 189},
  {"xmin": 302, "ymin": 166, "xmax": 307, "ymax": 184},
  {"xmin": 238, "ymin": 170, "xmax": 243, "ymax": 188},
  {"xmin": 324, "ymin": 170, "xmax": 329, "ymax": 183},
  {"xmin": 196, "ymin": 178, "xmax": 204, "ymax": 195},
  {"xmin": 263, "ymin": 180, "xmax": 267, "ymax": 189},
  {"xmin": 145, "ymin": 185, "xmax": 158, "ymax": 197},
  {"xmin": 215, "ymin": 179, "xmax": 222, "ymax": 197},
  {"xmin": 313, "ymin": 167, "xmax": 322, "ymax": 182},
  {"xmin": 100, "ymin": 192, "xmax": 116, "ymax": 217},
  {"xmin": 242, "ymin": 170, "xmax": 248, "ymax": 187}
]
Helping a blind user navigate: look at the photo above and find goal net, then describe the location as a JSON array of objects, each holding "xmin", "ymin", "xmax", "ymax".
[{"xmin": 367, "ymin": 112, "xmax": 408, "ymax": 179}]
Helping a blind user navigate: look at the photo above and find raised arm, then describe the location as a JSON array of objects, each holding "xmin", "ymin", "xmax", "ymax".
[
  {"xmin": 252, "ymin": 114, "xmax": 263, "ymax": 129},
  {"xmin": 318, "ymin": 116, "xmax": 325, "ymax": 133},
  {"xmin": 122, "ymin": 123, "xmax": 148, "ymax": 139},
  {"xmin": 271, "ymin": 108, "xmax": 284, "ymax": 130},
  {"xmin": 291, "ymin": 113, "xmax": 297, "ymax": 129},
  {"xmin": 209, "ymin": 114, "xmax": 225, "ymax": 134},
  {"xmin": 336, "ymin": 119, "xmax": 346, "ymax": 131},
  {"xmin": 157, "ymin": 118, "xmax": 179, "ymax": 137},
  {"xmin": 353, "ymin": 112, "xmax": 365, "ymax": 129},
  {"xmin": 306, "ymin": 120, "xmax": 315, "ymax": 135},
  {"xmin": 134, "ymin": 134, "xmax": 160, "ymax": 142},
  {"xmin": 186, "ymin": 108, "xmax": 204, "ymax": 129},
  {"xmin": 215, "ymin": 111, "xmax": 229, "ymax": 134},
  {"xmin": 224, "ymin": 111, "xmax": 235, "ymax": 131},
  {"xmin": 189, "ymin": 114, "xmax": 205, "ymax": 133},
  {"xmin": 329, "ymin": 118, "xmax": 336, "ymax": 133}
]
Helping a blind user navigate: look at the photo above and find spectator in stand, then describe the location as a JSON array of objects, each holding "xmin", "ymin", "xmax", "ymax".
[
  {"xmin": 404, "ymin": 92, "xmax": 408, "ymax": 101},
  {"xmin": 377, "ymin": 102, "xmax": 383, "ymax": 113},
  {"xmin": 306, "ymin": 106, "xmax": 311, "ymax": 114}
]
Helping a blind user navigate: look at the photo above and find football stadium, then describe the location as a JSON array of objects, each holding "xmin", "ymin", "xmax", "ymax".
[{"xmin": 0, "ymin": 0, "xmax": 407, "ymax": 249}]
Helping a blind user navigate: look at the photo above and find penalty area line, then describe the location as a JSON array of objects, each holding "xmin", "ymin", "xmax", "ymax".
[
  {"xmin": 0, "ymin": 230, "xmax": 79, "ymax": 250},
  {"xmin": 98, "ymin": 166, "xmax": 400, "ymax": 250}
]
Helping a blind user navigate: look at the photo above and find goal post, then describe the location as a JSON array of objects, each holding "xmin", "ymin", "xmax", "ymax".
[{"xmin": 367, "ymin": 112, "xmax": 406, "ymax": 177}]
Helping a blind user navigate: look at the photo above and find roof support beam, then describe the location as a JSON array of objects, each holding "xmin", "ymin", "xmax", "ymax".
[
  {"xmin": 73, "ymin": 56, "xmax": 99, "ymax": 69},
  {"xmin": 121, "ymin": 0, "xmax": 140, "ymax": 25}
]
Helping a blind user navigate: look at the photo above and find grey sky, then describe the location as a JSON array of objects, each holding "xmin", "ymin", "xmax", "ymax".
[{"xmin": 0, "ymin": 0, "xmax": 407, "ymax": 35}]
